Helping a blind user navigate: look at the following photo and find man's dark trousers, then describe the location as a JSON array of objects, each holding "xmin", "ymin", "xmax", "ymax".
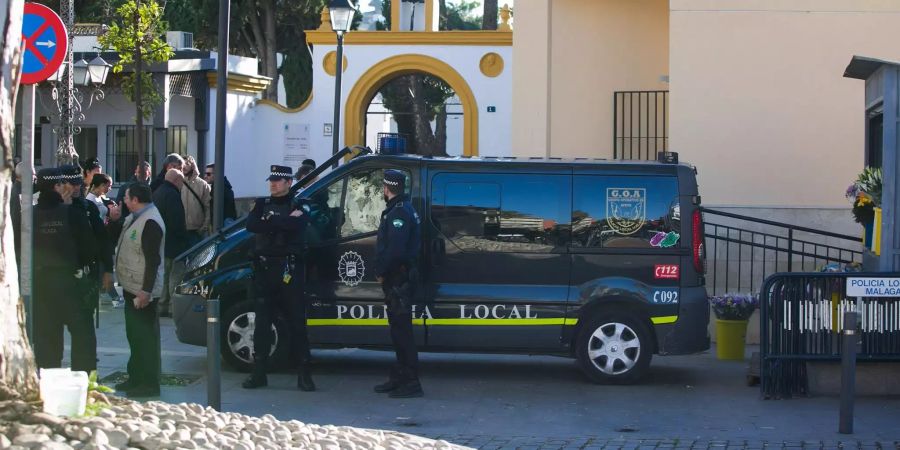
[
  {"xmin": 383, "ymin": 271, "xmax": 418, "ymax": 382},
  {"xmin": 33, "ymin": 269, "xmax": 96, "ymax": 372},
  {"xmin": 252, "ymin": 255, "xmax": 311, "ymax": 365},
  {"xmin": 123, "ymin": 292, "xmax": 161, "ymax": 388}
]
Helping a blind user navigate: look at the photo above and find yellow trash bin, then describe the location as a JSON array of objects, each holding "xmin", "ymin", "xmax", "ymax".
[{"xmin": 716, "ymin": 319, "xmax": 748, "ymax": 360}]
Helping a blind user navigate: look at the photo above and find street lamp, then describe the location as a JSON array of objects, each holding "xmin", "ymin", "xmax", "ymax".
[
  {"xmin": 87, "ymin": 55, "xmax": 111, "ymax": 86},
  {"xmin": 43, "ymin": 52, "xmax": 109, "ymax": 164},
  {"xmin": 329, "ymin": 0, "xmax": 355, "ymax": 160}
]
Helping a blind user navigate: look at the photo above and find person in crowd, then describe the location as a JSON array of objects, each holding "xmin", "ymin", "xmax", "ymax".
[
  {"xmin": 242, "ymin": 165, "xmax": 314, "ymax": 391},
  {"xmin": 33, "ymin": 167, "xmax": 98, "ymax": 373},
  {"xmin": 151, "ymin": 169, "xmax": 188, "ymax": 318},
  {"xmin": 86, "ymin": 173, "xmax": 124, "ymax": 307},
  {"xmin": 373, "ymin": 170, "xmax": 424, "ymax": 398},
  {"xmin": 151, "ymin": 154, "xmax": 185, "ymax": 192},
  {"xmin": 82, "ymin": 158, "xmax": 102, "ymax": 196},
  {"xmin": 116, "ymin": 161, "xmax": 152, "ymax": 223},
  {"xmin": 181, "ymin": 155, "xmax": 211, "ymax": 246},
  {"xmin": 204, "ymin": 163, "xmax": 237, "ymax": 226},
  {"xmin": 294, "ymin": 158, "xmax": 317, "ymax": 188},
  {"xmin": 115, "ymin": 182, "xmax": 165, "ymax": 397}
]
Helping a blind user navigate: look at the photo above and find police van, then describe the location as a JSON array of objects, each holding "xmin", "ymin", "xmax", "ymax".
[{"xmin": 173, "ymin": 150, "xmax": 709, "ymax": 384}]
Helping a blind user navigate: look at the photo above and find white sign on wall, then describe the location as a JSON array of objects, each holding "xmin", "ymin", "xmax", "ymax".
[
  {"xmin": 283, "ymin": 123, "xmax": 310, "ymax": 166},
  {"xmin": 846, "ymin": 277, "xmax": 900, "ymax": 297}
]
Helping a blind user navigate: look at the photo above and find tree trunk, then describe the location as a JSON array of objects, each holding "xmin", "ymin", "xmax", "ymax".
[
  {"xmin": 135, "ymin": 0, "xmax": 145, "ymax": 166},
  {"xmin": 0, "ymin": 0, "xmax": 39, "ymax": 403},
  {"xmin": 259, "ymin": 0, "xmax": 279, "ymax": 101},
  {"xmin": 482, "ymin": 0, "xmax": 498, "ymax": 30},
  {"xmin": 433, "ymin": 104, "xmax": 448, "ymax": 156},
  {"xmin": 408, "ymin": 75, "xmax": 438, "ymax": 157}
]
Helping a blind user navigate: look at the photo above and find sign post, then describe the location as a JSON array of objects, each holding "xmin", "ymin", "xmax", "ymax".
[{"xmin": 20, "ymin": 3, "xmax": 68, "ymax": 339}]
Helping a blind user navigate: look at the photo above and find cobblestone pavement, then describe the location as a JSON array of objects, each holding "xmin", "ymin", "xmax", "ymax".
[
  {"xmin": 66, "ymin": 306, "xmax": 900, "ymax": 448},
  {"xmin": 423, "ymin": 436, "xmax": 900, "ymax": 450}
]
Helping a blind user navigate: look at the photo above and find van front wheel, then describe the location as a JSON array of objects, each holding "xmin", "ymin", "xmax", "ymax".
[{"xmin": 576, "ymin": 312, "xmax": 652, "ymax": 384}]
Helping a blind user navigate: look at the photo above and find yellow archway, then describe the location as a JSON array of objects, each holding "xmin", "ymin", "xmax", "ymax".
[{"xmin": 344, "ymin": 54, "xmax": 479, "ymax": 156}]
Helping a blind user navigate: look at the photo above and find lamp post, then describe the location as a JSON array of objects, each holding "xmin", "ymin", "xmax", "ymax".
[
  {"xmin": 45, "ymin": 52, "xmax": 111, "ymax": 165},
  {"xmin": 329, "ymin": 0, "xmax": 355, "ymax": 161}
]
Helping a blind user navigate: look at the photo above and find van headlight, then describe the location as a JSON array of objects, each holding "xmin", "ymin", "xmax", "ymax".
[{"xmin": 186, "ymin": 243, "xmax": 217, "ymax": 271}]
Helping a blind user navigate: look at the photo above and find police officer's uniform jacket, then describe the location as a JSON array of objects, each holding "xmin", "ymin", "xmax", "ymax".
[{"xmin": 376, "ymin": 194, "xmax": 421, "ymax": 280}]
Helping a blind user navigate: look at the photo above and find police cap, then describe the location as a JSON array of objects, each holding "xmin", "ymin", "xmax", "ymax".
[
  {"xmin": 58, "ymin": 164, "xmax": 83, "ymax": 185},
  {"xmin": 36, "ymin": 167, "xmax": 61, "ymax": 191},
  {"xmin": 383, "ymin": 169, "xmax": 405, "ymax": 190},
  {"xmin": 267, "ymin": 164, "xmax": 293, "ymax": 181}
]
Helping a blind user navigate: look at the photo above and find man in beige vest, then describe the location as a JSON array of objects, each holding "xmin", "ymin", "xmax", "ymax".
[
  {"xmin": 181, "ymin": 155, "xmax": 211, "ymax": 245},
  {"xmin": 115, "ymin": 182, "xmax": 166, "ymax": 398}
]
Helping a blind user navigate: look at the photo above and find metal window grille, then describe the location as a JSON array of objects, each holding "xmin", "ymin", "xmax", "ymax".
[
  {"xmin": 167, "ymin": 126, "xmax": 188, "ymax": 155},
  {"xmin": 107, "ymin": 125, "xmax": 153, "ymax": 184},
  {"xmin": 613, "ymin": 91, "xmax": 668, "ymax": 160}
]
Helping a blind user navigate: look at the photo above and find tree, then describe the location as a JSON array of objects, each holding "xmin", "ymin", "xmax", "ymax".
[
  {"xmin": 0, "ymin": 0, "xmax": 39, "ymax": 402},
  {"xmin": 482, "ymin": 0, "xmax": 497, "ymax": 30},
  {"xmin": 99, "ymin": 0, "xmax": 173, "ymax": 165},
  {"xmin": 374, "ymin": 1, "xmax": 481, "ymax": 155}
]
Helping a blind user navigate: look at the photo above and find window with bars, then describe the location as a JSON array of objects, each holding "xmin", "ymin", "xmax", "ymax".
[
  {"xmin": 166, "ymin": 125, "xmax": 188, "ymax": 155},
  {"xmin": 107, "ymin": 125, "xmax": 153, "ymax": 184},
  {"xmin": 613, "ymin": 91, "xmax": 668, "ymax": 160},
  {"xmin": 13, "ymin": 125, "xmax": 42, "ymax": 166}
]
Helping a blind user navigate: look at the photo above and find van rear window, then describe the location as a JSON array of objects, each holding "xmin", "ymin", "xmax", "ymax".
[{"xmin": 571, "ymin": 175, "xmax": 680, "ymax": 249}]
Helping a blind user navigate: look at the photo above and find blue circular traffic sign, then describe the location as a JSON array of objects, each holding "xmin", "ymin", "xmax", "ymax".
[{"xmin": 21, "ymin": 3, "xmax": 68, "ymax": 85}]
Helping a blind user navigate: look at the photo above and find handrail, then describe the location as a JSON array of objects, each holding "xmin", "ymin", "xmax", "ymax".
[{"xmin": 702, "ymin": 207, "xmax": 861, "ymax": 242}]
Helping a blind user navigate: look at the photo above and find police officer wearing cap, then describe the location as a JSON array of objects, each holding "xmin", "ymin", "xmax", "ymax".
[
  {"xmin": 374, "ymin": 170, "xmax": 423, "ymax": 398},
  {"xmin": 32, "ymin": 167, "xmax": 98, "ymax": 372},
  {"xmin": 61, "ymin": 165, "xmax": 114, "ymax": 326},
  {"xmin": 243, "ymin": 164, "xmax": 315, "ymax": 391}
]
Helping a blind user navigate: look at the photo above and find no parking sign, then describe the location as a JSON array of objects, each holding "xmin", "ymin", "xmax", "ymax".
[{"xmin": 20, "ymin": 2, "xmax": 68, "ymax": 85}]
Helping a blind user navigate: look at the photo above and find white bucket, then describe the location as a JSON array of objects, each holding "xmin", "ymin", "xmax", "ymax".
[{"xmin": 40, "ymin": 368, "xmax": 88, "ymax": 417}]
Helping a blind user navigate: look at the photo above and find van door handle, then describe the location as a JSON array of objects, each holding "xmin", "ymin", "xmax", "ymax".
[{"xmin": 431, "ymin": 239, "xmax": 445, "ymax": 266}]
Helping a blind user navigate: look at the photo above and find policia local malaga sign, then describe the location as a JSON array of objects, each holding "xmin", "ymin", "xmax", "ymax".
[{"xmin": 847, "ymin": 277, "xmax": 900, "ymax": 297}]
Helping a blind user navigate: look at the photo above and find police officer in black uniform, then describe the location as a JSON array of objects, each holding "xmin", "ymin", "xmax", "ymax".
[
  {"xmin": 33, "ymin": 167, "xmax": 98, "ymax": 372},
  {"xmin": 243, "ymin": 164, "xmax": 315, "ymax": 391},
  {"xmin": 61, "ymin": 165, "xmax": 113, "ymax": 328},
  {"xmin": 373, "ymin": 170, "xmax": 424, "ymax": 398}
]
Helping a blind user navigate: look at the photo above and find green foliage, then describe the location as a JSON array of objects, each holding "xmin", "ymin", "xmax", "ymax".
[
  {"xmin": 88, "ymin": 370, "xmax": 114, "ymax": 395},
  {"xmin": 98, "ymin": 0, "xmax": 173, "ymax": 119},
  {"xmin": 444, "ymin": 0, "xmax": 482, "ymax": 30}
]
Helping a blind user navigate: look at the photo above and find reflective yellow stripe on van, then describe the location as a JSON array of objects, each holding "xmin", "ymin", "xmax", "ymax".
[
  {"xmin": 307, "ymin": 319, "xmax": 425, "ymax": 326},
  {"xmin": 305, "ymin": 316, "xmax": 677, "ymax": 326},
  {"xmin": 651, "ymin": 316, "xmax": 678, "ymax": 324}
]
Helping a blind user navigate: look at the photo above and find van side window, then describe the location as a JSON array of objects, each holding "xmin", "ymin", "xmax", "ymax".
[
  {"xmin": 432, "ymin": 173, "xmax": 570, "ymax": 253},
  {"xmin": 341, "ymin": 168, "xmax": 411, "ymax": 238},
  {"xmin": 303, "ymin": 180, "xmax": 343, "ymax": 244},
  {"xmin": 571, "ymin": 175, "xmax": 680, "ymax": 249}
]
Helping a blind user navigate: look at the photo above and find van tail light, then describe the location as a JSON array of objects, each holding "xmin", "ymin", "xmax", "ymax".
[{"xmin": 692, "ymin": 209, "xmax": 706, "ymax": 274}]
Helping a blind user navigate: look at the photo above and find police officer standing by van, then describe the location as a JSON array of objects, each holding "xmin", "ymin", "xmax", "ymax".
[
  {"xmin": 33, "ymin": 167, "xmax": 98, "ymax": 372},
  {"xmin": 243, "ymin": 165, "xmax": 315, "ymax": 391},
  {"xmin": 374, "ymin": 170, "xmax": 423, "ymax": 398}
]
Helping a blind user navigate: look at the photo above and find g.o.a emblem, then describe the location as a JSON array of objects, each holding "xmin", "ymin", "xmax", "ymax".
[
  {"xmin": 338, "ymin": 251, "xmax": 366, "ymax": 286},
  {"xmin": 606, "ymin": 188, "xmax": 646, "ymax": 235}
]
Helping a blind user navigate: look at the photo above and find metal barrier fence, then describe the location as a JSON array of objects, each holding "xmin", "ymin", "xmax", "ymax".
[
  {"xmin": 703, "ymin": 208, "xmax": 863, "ymax": 295},
  {"xmin": 760, "ymin": 272, "xmax": 900, "ymax": 399}
]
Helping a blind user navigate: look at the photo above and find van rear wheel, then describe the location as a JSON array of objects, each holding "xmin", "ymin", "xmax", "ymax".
[{"xmin": 576, "ymin": 312, "xmax": 652, "ymax": 384}]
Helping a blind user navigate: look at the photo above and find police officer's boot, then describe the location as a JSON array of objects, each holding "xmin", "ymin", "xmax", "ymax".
[
  {"xmin": 242, "ymin": 362, "xmax": 268, "ymax": 389},
  {"xmin": 388, "ymin": 378, "xmax": 424, "ymax": 399},
  {"xmin": 297, "ymin": 363, "xmax": 315, "ymax": 392},
  {"xmin": 373, "ymin": 367, "xmax": 403, "ymax": 393}
]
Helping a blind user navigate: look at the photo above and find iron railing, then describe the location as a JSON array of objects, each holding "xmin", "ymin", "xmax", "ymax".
[
  {"xmin": 613, "ymin": 90, "xmax": 668, "ymax": 160},
  {"xmin": 760, "ymin": 272, "xmax": 900, "ymax": 399},
  {"xmin": 703, "ymin": 208, "xmax": 863, "ymax": 295}
]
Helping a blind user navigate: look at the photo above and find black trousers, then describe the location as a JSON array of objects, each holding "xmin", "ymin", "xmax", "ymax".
[
  {"xmin": 252, "ymin": 255, "xmax": 311, "ymax": 368},
  {"xmin": 123, "ymin": 292, "xmax": 161, "ymax": 387},
  {"xmin": 383, "ymin": 271, "xmax": 419, "ymax": 382},
  {"xmin": 33, "ymin": 269, "xmax": 96, "ymax": 373}
]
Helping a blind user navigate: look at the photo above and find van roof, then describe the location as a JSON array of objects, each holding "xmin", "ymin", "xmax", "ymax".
[{"xmin": 356, "ymin": 153, "xmax": 693, "ymax": 169}]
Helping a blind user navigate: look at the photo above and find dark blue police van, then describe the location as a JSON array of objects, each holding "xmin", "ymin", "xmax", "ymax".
[{"xmin": 173, "ymin": 150, "xmax": 709, "ymax": 384}]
